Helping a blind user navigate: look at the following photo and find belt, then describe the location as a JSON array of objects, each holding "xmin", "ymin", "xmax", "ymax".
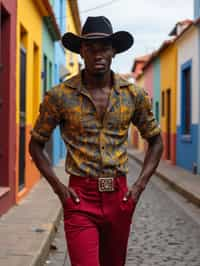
[
  {"xmin": 70, "ymin": 175, "xmax": 126, "ymax": 192},
  {"xmin": 98, "ymin": 177, "xmax": 114, "ymax": 192}
]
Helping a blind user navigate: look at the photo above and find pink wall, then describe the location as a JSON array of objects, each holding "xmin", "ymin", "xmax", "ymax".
[{"xmin": 144, "ymin": 64, "xmax": 153, "ymax": 98}]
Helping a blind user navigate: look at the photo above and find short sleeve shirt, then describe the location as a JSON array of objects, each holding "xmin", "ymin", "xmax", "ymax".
[{"xmin": 31, "ymin": 72, "xmax": 161, "ymax": 177}]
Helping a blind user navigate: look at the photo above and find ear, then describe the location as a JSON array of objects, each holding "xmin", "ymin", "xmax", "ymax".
[
  {"xmin": 112, "ymin": 48, "xmax": 116, "ymax": 58},
  {"xmin": 80, "ymin": 45, "xmax": 84, "ymax": 58}
]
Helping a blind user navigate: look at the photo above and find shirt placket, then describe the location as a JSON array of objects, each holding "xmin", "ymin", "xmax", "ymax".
[
  {"xmin": 80, "ymin": 87, "xmax": 118, "ymax": 177},
  {"xmin": 101, "ymin": 88, "xmax": 120, "ymax": 177}
]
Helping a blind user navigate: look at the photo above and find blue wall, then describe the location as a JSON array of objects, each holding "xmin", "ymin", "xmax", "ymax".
[
  {"xmin": 176, "ymin": 124, "xmax": 198, "ymax": 171},
  {"xmin": 194, "ymin": 0, "xmax": 200, "ymax": 19},
  {"xmin": 153, "ymin": 57, "xmax": 161, "ymax": 123},
  {"xmin": 52, "ymin": 0, "xmax": 66, "ymax": 165},
  {"xmin": 176, "ymin": 59, "xmax": 198, "ymax": 172}
]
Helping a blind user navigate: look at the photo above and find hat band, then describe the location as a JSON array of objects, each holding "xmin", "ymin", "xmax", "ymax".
[{"xmin": 82, "ymin": 32, "xmax": 111, "ymax": 38}]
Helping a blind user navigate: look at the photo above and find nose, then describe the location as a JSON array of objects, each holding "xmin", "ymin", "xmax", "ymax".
[{"xmin": 94, "ymin": 53, "xmax": 103, "ymax": 61}]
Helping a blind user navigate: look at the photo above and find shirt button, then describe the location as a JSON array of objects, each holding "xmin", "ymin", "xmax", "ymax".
[{"xmin": 102, "ymin": 146, "xmax": 105, "ymax": 150}]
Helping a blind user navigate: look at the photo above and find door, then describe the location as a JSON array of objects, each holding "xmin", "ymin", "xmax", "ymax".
[
  {"xmin": 0, "ymin": 9, "xmax": 4, "ymax": 176},
  {"xmin": 166, "ymin": 89, "xmax": 171, "ymax": 160},
  {"xmin": 18, "ymin": 47, "xmax": 26, "ymax": 191}
]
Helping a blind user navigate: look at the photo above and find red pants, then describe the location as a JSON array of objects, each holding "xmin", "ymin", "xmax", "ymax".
[{"xmin": 63, "ymin": 175, "xmax": 136, "ymax": 266}]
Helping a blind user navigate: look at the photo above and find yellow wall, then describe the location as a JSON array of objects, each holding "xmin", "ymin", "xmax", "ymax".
[
  {"xmin": 16, "ymin": 0, "xmax": 43, "ymax": 201},
  {"xmin": 66, "ymin": 3, "xmax": 80, "ymax": 77},
  {"xmin": 16, "ymin": 0, "xmax": 42, "ymax": 125},
  {"xmin": 160, "ymin": 43, "xmax": 177, "ymax": 133}
]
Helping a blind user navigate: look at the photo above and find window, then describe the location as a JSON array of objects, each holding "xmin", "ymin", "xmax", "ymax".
[
  {"xmin": 155, "ymin": 101, "xmax": 159, "ymax": 122},
  {"xmin": 33, "ymin": 43, "xmax": 39, "ymax": 123},
  {"xmin": 43, "ymin": 55, "xmax": 47, "ymax": 96},
  {"xmin": 181, "ymin": 61, "xmax": 191, "ymax": 135},
  {"xmin": 49, "ymin": 61, "xmax": 52, "ymax": 90}
]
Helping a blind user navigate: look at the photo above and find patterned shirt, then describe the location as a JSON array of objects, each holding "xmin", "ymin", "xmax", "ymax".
[{"xmin": 31, "ymin": 71, "xmax": 161, "ymax": 177}]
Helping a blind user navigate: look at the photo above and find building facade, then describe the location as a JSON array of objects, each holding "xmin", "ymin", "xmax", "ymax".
[
  {"xmin": 176, "ymin": 23, "xmax": 200, "ymax": 173},
  {"xmin": 153, "ymin": 58, "xmax": 161, "ymax": 123},
  {"xmin": 51, "ymin": 0, "xmax": 67, "ymax": 165},
  {"xmin": 66, "ymin": 0, "xmax": 81, "ymax": 77},
  {"xmin": 42, "ymin": 3, "xmax": 61, "ymax": 164},
  {"xmin": 0, "ymin": 0, "xmax": 17, "ymax": 215},
  {"xmin": 16, "ymin": 0, "xmax": 60, "ymax": 203},
  {"xmin": 160, "ymin": 40, "xmax": 177, "ymax": 164}
]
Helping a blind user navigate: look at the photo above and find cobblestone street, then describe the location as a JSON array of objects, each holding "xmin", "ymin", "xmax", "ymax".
[{"xmin": 44, "ymin": 157, "xmax": 200, "ymax": 266}]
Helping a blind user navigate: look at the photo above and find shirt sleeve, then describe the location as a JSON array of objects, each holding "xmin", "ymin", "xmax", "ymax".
[
  {"xmin": 31, "ymin": 90, "xmax": 61, "ymax": 143},
  {"xmin": 132, "ymin": 87, "xmax": 161, "ymax": 139}
]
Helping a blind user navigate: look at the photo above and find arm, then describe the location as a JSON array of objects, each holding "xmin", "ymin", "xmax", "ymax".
[
  {"xmin": 29, "ymin": 138, "xmax": 80, "ymax": 206},
  {"xmin": 125, "ymin": 86, "xmax": 163, "ymax": 202},
  {"xmin": 29, "ymin": 137, "xmax": 62, "ymax": 192},
  {"xmin": 125, "ymin": 134, "xmax": 163, "ymax": 202},
  {"xmin": 29, "ymin": 90, "xmax": 79, "ymax": 206}
]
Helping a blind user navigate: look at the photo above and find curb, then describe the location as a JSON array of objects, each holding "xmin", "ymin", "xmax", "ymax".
[
  {"xmin": 128, "ymin": 152, "xmax": 200, "ymax": 208},
  {"xmin": 31, "ymin": 208, "xmax": 62, "ymax": 266}
]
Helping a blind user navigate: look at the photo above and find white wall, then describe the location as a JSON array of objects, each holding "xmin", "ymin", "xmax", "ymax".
[{"xmin": 177, "ymin": 26, "xmax": 199, "ymax": 125}]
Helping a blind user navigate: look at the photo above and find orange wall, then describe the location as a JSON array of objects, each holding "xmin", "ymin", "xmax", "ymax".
[{"xmin": 16, "ymin": 125, "xmax": 40, "ymax": 202}]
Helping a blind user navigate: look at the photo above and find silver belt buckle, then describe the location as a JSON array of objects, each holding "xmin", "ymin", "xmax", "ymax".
[{"xmin": 98, "ymin": 177, "xmax": 114, "ymax": 192}]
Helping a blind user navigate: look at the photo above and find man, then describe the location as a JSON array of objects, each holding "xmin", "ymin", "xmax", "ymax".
[{"xmin": 29, "ymin": 16, "xmax": 163, "ymax": 266}]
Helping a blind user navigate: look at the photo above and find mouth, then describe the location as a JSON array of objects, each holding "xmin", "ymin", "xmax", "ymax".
[{"xmin": 94, "ymin": 62, "xmax": 106, "ymax": 69}]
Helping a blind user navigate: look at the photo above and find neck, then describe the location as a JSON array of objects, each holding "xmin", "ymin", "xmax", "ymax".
[{"xmin": 83, "ymin": 69, "xmax": 112, "ymax": 89}]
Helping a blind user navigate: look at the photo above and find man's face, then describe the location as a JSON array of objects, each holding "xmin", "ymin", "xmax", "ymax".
[{"xmin": 80, "ymin": 38, "xmax": 115, "ymax": 76}]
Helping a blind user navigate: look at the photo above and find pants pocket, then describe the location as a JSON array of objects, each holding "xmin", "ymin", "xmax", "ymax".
[{"xmin": 63, "ymin": 189, "xmax": 80, "ymax": 216}]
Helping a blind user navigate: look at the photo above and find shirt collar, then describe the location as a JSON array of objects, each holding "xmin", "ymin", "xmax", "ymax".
[{"xmin": 64, "ymin": 70, "xmax": 131, "ymax": 93}]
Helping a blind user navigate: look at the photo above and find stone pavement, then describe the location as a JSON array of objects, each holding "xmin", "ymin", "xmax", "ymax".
[
  {"xmin": 128, "ymin": 148, "xmax": 200, "ymax": 207},
  {"xmin": 0, "ymin": 161, "xmax": 68, "ymax": 266}
]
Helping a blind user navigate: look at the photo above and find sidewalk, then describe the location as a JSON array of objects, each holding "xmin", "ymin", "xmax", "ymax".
[
  {"xmin": 128, "ymin": 148, "xmax": 200, "ymax": 207},
  {"xmin": 0, "ymin": 161, "xmax": 68, "ymax": 266}
]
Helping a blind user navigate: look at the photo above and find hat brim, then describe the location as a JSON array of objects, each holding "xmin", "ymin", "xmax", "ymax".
[{"xmin": 61, "ymin": 31, "xmax": 134, "ymax": 54}]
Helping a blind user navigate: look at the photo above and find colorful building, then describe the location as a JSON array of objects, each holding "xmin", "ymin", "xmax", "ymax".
[
  {"xmin": 139, "ymin": 40, "xmax": 177, "ymax": 163},
  {"xmin": 160, "ymin": 20, "xmax": 192, "ymax": 164},
  {"xmin": 176, "ymin": 19, "xmax": 200, "ymax": 173},
  {"xmin": 0, "ymin": 0, "xmax": 17, "ymax": 215},
  {"xmin": 194, "ymin": 0, "xmax": 200, "ymax": 174},
  {"xmin": 143, "ymin": 61, "xmax": 154, "ymax": 100},
  {"xmin": 66, "ymin": 0, "xmax": 81, "ymax": 77},
  {"xmin": 142, "ymin": 53, "xmax": 161, "ymax": 123},
  {"xmin": 41, "ymin": 1, "xmax": 61, "ymax": 164},
  {"xmin": 131, "ymin": 55, "xmax": 150, "ymax": 150},
  {"xmin": 160, "ymin": 39, "xmax": 177, "ymax": 164},
  {"xmin": 51, "ymin": 0, "xmax": 67, "ymax": 165},
  {"xmin": 153, "ymin": 58, "xmax": 161, "ymax": 123},
  {"xmin": 16, "ymin": 0, "xmax": 60, "ymax": 203},
  {"xmin": 131, "ymin": 20, "xmax": 193, "ymax": 169}
]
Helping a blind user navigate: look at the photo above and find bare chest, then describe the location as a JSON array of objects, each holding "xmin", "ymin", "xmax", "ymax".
[{"xmin": 87, "ymin": 89, "xmax": 111, "ymax": 121}]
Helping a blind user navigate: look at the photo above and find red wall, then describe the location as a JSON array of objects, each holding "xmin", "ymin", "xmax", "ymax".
[
  {"xmin": 162, "ymin": 132, "xmax": 176, "ymax": 165},
  {"xmin": 0, "ymin": 0, "xmax": 17, "ymax": 215}
]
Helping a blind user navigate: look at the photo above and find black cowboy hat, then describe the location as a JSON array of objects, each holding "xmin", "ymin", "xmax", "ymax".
[{"xmin": 61, "ymin": 16, "xmax": 134, "ymax": 54}]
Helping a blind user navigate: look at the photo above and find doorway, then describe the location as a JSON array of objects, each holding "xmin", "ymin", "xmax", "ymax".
[
  {"xmin": 18, "ymin": 46, "xmax": 26, "ymax": 191},
  {"xmin": 0, "ymin": 6, "xmax": 10, "ymax": 187},
  {"xmin": 166, "ymin": 89, "xmax": 171, "ymax": 160}
]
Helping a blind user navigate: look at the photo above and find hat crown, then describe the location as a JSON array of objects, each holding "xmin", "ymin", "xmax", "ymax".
[{"xmin": 82, "ymin": 16, "xmax": 113, "ymax": 36}]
